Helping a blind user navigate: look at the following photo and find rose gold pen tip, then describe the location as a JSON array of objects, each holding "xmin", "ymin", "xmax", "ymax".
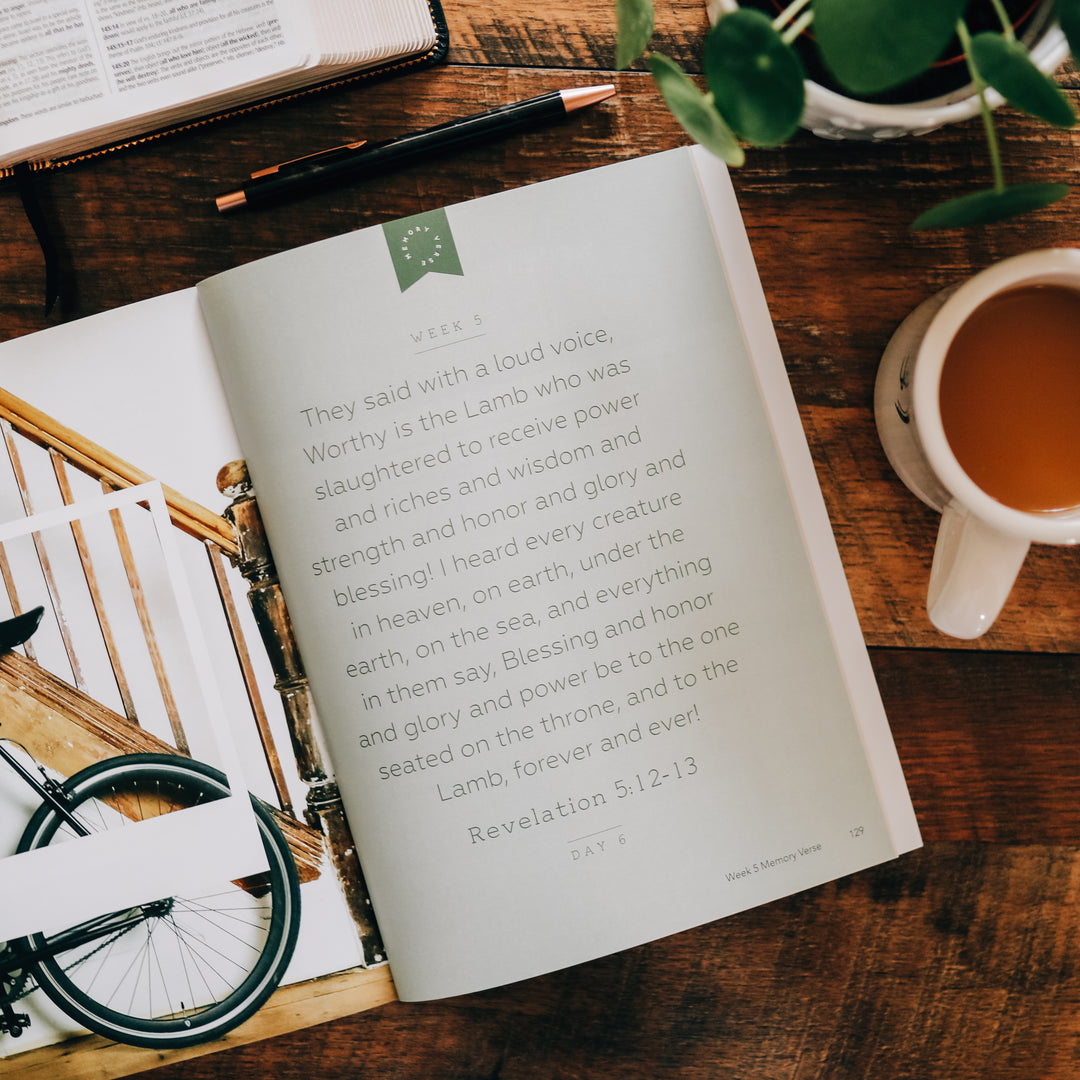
[
  {"xmin": 560, "ymin": 84, "xmax": 617, "ymax": 111},
  {"xmin": 215, "ymin": 189, "xmax": 247, "ymax": 213}
]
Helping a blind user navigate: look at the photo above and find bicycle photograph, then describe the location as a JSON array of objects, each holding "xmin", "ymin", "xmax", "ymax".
[
  {"xmin": 0, "ymin": 487, "xmax": 310, "ymax": 1054},
  {"xmin": 0, "ymin": 716, "xmax": 302, "ymax": 1048},
  {"xmin": 0, "ymin": 602, "xmax": 302, "ymax": 1049}
]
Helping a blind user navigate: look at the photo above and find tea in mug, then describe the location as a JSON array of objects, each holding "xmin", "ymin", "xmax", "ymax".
[{"xmin": 938, "ymin": 283, "xmax": 1080, "ymax": 513}]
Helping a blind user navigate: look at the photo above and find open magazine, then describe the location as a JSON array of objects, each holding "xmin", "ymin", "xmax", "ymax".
[{"xmin": 0, "ymin": 146, "xmax": 921, "ymax": 1072}]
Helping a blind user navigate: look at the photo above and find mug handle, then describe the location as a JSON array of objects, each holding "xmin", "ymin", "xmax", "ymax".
[{"xmin": 926, "ymin": 501, "xmax": 1030, "ymax": 639}]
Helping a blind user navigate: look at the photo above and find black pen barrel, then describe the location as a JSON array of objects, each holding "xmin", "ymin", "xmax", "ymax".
[{"xmin": 243, "ymin": 92, "xmax": 565, "ymax": 209}]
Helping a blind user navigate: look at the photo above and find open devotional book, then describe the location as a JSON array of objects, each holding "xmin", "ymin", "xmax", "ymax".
[
  {"xmin": 0, "ymin": 0, "xmax": 445, "ymax": 170},
  {"xmin": 0, "ymin": 145, "xmax": 920, "ymax": 1061}
]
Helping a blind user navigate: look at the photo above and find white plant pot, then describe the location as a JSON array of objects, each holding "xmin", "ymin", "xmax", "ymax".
[{"xmin": 706, "ymin": 0, "xmax": 1069, "ymax": 140}]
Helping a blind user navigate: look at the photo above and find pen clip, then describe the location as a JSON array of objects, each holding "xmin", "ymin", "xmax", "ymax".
[{"xmin": 251, "ymin": 141, "xmax": 367, "ymax": 178}]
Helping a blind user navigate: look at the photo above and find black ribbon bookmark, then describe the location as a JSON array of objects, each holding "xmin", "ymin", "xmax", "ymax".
[{"xmin": 13, "ymin": 163, "xmax": 61, "ymax": 315}]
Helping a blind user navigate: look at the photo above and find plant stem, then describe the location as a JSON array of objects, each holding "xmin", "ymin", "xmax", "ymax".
[
  {"xmin": 957, "ymin": 18, "xmax": 1006, "ymax": 193},
  {"xmin": 781, "ymin": 9, "xmax": 813, "ymax": 45},
  {"xmin": 988, "ymin": 0, "xmax": 1016, "ymax": 41},
  {"xmin": 772, "ymin": 0, "xmax": 811, "ymax": 33}
]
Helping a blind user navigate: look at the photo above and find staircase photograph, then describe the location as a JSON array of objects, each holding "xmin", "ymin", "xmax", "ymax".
[{"xmin": 0, "ymin": 385, "xmax": 393, "ymax": 1078}]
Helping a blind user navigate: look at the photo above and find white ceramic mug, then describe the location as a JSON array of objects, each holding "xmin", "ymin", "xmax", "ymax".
[{"xmin": 874, "ymin": 249, "xmax": 1080, "ymax": 639}]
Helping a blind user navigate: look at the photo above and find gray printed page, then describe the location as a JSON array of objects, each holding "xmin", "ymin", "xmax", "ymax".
[{"xmin": 196, "ymin": 146, "xmax": 919, "ymax": 1000}]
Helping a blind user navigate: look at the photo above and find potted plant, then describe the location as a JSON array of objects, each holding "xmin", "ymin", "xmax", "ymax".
[{"xmin": 616, "ymin": 0, "xmax": 1080, "ymax": 228}]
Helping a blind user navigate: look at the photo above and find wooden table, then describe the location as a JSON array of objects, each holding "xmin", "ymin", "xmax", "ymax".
[{"xmin": 5, "ymin": 2, "xmax": 1080, "ymax": 1077}]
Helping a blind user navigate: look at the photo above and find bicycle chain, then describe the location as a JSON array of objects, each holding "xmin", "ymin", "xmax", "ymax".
[
  {"xmin": 3, "ymin": 923, "xmax": 137, "ymax": 1005},
  {"xmin": 1, "ymin": 966, "xmax": 32, "ymax": 1006}
]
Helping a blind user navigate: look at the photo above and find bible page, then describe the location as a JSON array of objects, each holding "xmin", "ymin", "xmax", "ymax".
[
  {"xmin": 196, "ymin": 146, "xmax": 921, "ymax": 1000},
  {"xmin": 0, "ymin": 0, "xmax": 311, "ymax": 166}
]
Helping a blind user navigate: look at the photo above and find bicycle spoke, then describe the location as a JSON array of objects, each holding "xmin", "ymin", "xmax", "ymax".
[{"xmin": 16, "ymin": 755, "xmax": 300, "ymax": 1047}]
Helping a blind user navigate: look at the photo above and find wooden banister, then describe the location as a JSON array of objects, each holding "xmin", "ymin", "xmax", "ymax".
[{"xmin": 0, "ymin": 387, "xmax": 238, "ymax": 558}]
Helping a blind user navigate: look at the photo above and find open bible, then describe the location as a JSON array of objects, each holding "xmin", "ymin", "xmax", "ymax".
[
  {"xmin": 0, "ymin": 0, "xmax": 445, "ymax": 170},
  {"xmin": 0, "ymin": 146, "xmax": 920, "ymax": 1072}
]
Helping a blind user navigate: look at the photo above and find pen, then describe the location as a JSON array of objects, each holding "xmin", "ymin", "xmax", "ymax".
[{"xmin": 215, "ymin": 84, "xmax": 617, "ymax": 213}]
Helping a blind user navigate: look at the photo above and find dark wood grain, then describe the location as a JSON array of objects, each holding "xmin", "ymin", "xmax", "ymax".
[{"xmin": 3, "ymin": 2, "xmax": 1080, "ymax": 1075}]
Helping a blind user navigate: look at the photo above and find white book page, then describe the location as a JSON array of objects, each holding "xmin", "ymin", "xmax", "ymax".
[{"xmin": 196, "ymin": 146, "xmax": 920, "ymax": 1000}]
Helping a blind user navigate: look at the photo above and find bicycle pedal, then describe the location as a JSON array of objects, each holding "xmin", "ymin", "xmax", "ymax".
[{"xmin": 0, "ymin": 1007, "xmax": 31, "ymax": 1037}]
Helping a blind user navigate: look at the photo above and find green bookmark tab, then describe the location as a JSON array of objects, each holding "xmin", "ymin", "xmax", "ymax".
[{"xmin": 383, "ymin": 208, "xmax": 464, "ymax": 291}]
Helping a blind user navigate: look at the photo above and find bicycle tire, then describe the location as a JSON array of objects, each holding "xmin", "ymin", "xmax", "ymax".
[{"xmin": 15, "ymin": 753, "xmax": 301, "ymax": 1049}]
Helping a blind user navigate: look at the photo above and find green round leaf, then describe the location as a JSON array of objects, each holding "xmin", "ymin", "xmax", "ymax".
[
  {"xmin": 648, "ymin": 53, "xmax": 746, "ymax": 166},
  {"xmin": 615, "ymin": 0, "xmax": 654, "ymax": 70},
  {"xmin": 702, "ymin": 9, "xmax": 804, "ymax": 147},
  {"xmin": 969, "ymin": 32, "xmax": 1076, "ymax": 128},
  {"xmin": 814, "ymin": 0, "xmax": 967, "ymax": 96},
  {"xmin": 911, "ymin": 183, "xmax": 1071, "ymax": 231}
]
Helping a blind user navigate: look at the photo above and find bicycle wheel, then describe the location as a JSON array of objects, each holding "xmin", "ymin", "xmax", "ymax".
[{"xmin": 15, "ymin": 753, "xmax": 301, "ymax": 1048}]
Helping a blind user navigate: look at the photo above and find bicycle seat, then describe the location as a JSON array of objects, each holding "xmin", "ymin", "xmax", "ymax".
[{"xmin": 0, "ymin": 607, "xmax": 44, "ymax": 652}]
